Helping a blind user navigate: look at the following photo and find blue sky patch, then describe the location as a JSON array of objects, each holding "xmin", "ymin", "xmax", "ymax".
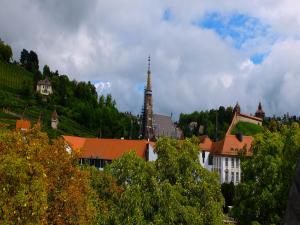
[
  {"xmin": 250, "ymin": 52, "xmax": 268, "ymax": 64},
  {"xmin": 162, "ymin": 8, "xmax": 173, "ymax": 21},
  {"xmin": 197, "ymin": 11, "xmax": 271, "ymax": 49}
]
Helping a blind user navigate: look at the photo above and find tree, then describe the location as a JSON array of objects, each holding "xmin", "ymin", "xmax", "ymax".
[
  {"xmin": 0, "ymin": 39, "xmax": 13, "ymax": 62},
  {"xmin": 101, "ymin": 137, "xmax": 224, "ymax": 225},
  {"xmin": 0, "ymin": 127, "xmax": 97, "ymax": 224},
  {"xmin": 221, "ymin": 182, "xmax": 235, "ymax": 213},
  {"xmin": 20, "ymin": 49, "xmax": 29, "ymax": 66},
  {"xmin": 28, "ymin": 50, "xmax": 39, "ymax": 72},
  {"xmin": 233, "ymin": 123, "xmax": 300, "ymax": 224},
  {"xmin": 43, "ymin": 65, "xmax": 51, "ymax": 78}
]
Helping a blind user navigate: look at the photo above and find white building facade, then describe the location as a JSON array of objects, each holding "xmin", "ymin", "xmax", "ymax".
[{"xmin": 199, "ymin": 134, "xmax": 253, "ymax": 185}]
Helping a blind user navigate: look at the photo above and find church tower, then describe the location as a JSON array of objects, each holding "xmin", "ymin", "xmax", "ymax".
[
  {"xmin": 255, "ymin": 102, "xmax": 265, "ymax": 118},
  {"xmin": 142, "ymin": 56, "xmax": 154, "ymax": 140}
]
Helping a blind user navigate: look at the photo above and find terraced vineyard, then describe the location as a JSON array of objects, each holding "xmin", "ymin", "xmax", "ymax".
[{"xmin": 0, "ymin": 60, "xmax": 33, "ymax": 91}]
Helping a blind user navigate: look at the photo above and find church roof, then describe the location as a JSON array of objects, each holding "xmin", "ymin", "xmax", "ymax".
[
  {"xmin": 199, "ymin": 135, "xmax": 253, "ymax": 156},
  {"xmin": 153, "ymin": 114, "xmax": 181, "ymax": 138},
  {"xmin": 63, "ymin": 136, "xmax": 154, "ymax": 160}
]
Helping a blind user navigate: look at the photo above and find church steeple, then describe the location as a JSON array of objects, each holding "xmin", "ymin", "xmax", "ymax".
[
  {"xmin": 146, "ymin": 55, "xmax": 152, "ymax": 91},
  {"xmin": 255, "ymin": 102, "xmax": 265, "ymax": 118},
  {"xmin": 142, "ymin": 56, "xmax": 154, "ymax": 140}
]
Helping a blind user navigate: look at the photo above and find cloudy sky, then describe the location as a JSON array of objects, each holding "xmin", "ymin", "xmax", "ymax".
[{"xmin": 1, "ymin": 0, "xmax": 300, "ymax": 118}]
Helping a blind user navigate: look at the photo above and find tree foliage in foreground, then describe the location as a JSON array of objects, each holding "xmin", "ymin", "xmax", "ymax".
[
  {"xmin": 0, "ymin": 127, "xmax": 96, "ymax": 225},
  {"xmin": 233, "ymin": 123, "xmax": 300, "ymax": 225},
  {"xmin": 91, "ymin": 137, "xmax": 224, "ymax": 225},
  {"xmin": 0, "ymin": 128, "xmax": 224, "ymax": 224}
]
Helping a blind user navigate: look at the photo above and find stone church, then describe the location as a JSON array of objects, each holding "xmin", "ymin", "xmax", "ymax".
[{"xmin": 141, "ymin": 57, "xmax": 182, "ymax": 140}]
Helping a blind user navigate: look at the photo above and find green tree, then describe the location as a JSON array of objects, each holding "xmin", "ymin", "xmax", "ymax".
[
  {"xmin": 233, "ymin": 123, "xmax": 300, "ymax": 225},
  {"xmin": 20, "ymin": 49, "xmax": 29, "ymax": 66},
  {"xmin": 0, "ymin": 39, "xmax": 13, "ymax": 62},
  {"xmin": 43, "ymin": 64, "xmax": 51, "ymax": 77},
  {"xmin": 100, "ymin": 137, "xmax": 224, "ymax": 225}
]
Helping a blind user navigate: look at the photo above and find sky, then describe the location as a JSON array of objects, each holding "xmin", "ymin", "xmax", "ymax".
[{"xmin": 1, "ymin": 0, "xmax": 300, "ymax": 119}]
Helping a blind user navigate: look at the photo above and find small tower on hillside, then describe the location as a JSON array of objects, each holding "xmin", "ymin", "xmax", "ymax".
[
  {"xmin": 255, "ymin": 102, "xmax": 265, "ymax": 119},
  {"xmin": 51, "ymin": 109, "xmax": 59, "ymax": 129},
  {"xmin": 141, "ymin": 56, "xmax": 154, "ymax": 140},
  {"xmin": 233, "ymin": 102, "xmax": 241, "ymax": 115}
]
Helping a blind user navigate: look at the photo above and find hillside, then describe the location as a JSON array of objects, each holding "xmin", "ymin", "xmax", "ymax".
[
  {"xmin": 230, "ymin": 121, "xmax": 263, "ymax": 136},
  {"xmin": 0, "ymin": 59, "xmax": 139, "ymax": 139},
  {"xmin": 0, "ymin": 60, "xmax": 33, "ymax": 91}
]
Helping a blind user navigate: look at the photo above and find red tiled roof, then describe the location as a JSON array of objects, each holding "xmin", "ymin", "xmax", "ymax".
[
  {"xmin": 199, "ymin": 135, "xmax": 213, "ymax": 151},
  {"xmin": 63, "ymin": 136, "xmax": 86, "ymax": 150},
  {"xmin": 16, "ymin": 120, "xmax": 31, "ymax": 130},
  {"xmin": 63, "ymin": 136, "xmax": 153, "ymax": 160},
  {"xmin": 199, "ymin": 135, "xmax": 253, "ymax": 157}
]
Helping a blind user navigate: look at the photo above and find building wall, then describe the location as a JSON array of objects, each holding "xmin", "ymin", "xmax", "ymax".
[
  {"xmin": 209, "ymin": 155, "xmax": 241, "ymax": 185},
  {"xmin": 37, "ymin": 85, "xmax": 53, "ymax": 95},
  {"xmin": 199, "ymin": 151, "xmax": 212, "ymax": 171},
  {"xmin": 147, "ymin": 144, "xmax": 157, "ymax": 161},
  {"xmin": 237, "ymin": 115, "xmax": 262, "ymax": 126},
  {"xmin": 51, "ymin": 119, "xmax": 58, "ymax": 129}
]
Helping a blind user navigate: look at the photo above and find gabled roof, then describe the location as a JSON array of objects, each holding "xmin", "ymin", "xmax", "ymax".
[
  {"xmin": 63, "ymin": 136, "xmax": 153, "ymax": 160},
  {"xmin": 199, "ymin": 135, "xmax": 213, "ymax": 151},
  {"xmin": 37, "ymin": 77, "xmax": 51, "ymax": 86},
  {"xmin": 153, "ymin": 114, "xmax": 182, "ymax": 138},
  {"xmin": 199, "ymin": 135, "xmax": 253, "ymax": 157},
  {"xmin": 16, "ymin": 119, "xmax": 31, "ymax": 130}
]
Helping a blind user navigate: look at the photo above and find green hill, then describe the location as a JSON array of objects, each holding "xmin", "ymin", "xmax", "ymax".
[
  {"xmin": 0, "ymin": 88, "xmax": 96, "ymax": 138},
  {"xmin": 0, "ymin": 59, "xmax": 140, "ymax": 139},
  {"xmin": 0, "ymin": 60, "xmax": 33, "ymax": 91},
  {"xmin": 231, "ymin": 121, "xmax": 263, "ymax": 136},
  {"xmin": 0, "ymin": 61, "xmax": 96, "ymax": 138}
]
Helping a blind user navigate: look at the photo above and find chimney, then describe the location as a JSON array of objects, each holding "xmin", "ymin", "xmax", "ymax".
[{"xmin": 236, "ymin": 132, "xmax": 243, "ymax": 142}]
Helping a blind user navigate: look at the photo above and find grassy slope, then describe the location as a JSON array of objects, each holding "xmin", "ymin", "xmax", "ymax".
[
  {"xmin": 0, "ymin": 62, "xmax": 96, "ymax": 138},
  {"xmin": 0, "ymin": 60, "xmax": 33, "ymax": 91},
  {"xmin": 231, "ymin": 121, "xmax": 263, "ymax": 136}
]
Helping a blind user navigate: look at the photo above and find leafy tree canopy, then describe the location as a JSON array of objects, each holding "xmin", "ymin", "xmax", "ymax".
[
  {"xmin": 0, "ymin": 39, "xmax": 12, "ymax": 63},
  {"xmin": 233, "ymin": 123, "xmax": 300, "ymax": 225}
]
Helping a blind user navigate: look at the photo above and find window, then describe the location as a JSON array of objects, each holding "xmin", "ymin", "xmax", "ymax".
[
  {"xmin": 231, "ymin": 172, "xmax": 234, "ymax": 183},
  {"xmin": 236, "ymin": 158, "xmax": 240, "ymax": 168},
  {"xmin": 208, "ymin": 155, "xmax": 213, "ymax": 165},
  {"xmin": 202, "ymin": 151, "xmax": 205, "ymax": 164},
  {"xmin": 236, "ymin": 172, "xmax": 239, "ymax": 183},
  {"xmin": 231, "ymin": 158, "xmax": 234, "ymax": 168},
  {"xmin": 225, "ymin": 170, "xmax": 228, "ymax": 183},
  {"xmin": 225, "ymin": 158, "xmax": 228, "ymax": 167}
]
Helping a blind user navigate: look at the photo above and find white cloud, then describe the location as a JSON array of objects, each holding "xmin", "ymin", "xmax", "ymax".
[{"xmin": 1, "ymin": 0, "xmax": 300, "ymax": 118}]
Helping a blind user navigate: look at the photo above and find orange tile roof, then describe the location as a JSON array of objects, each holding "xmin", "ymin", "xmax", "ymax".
[
  {"xmin": 63, "ymin": 136, "xmax": 152, "ymax": 160},
  {"xmin": 199, "ymin": 135, "xmax": 253, "ymax": 157},
  {"xmin": 63, "ymin": 136, "xmax": 86, "ymax": 150},
  {"xmin": 16, "ymin": 120, "xmax": 31, "ymax": 130},
  {"xmin": 199, "ymin": 135, "xmax": 213, "ymax": 151}
]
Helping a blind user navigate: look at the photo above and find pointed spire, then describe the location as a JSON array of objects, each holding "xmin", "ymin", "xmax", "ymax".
[
  {"xmin": 146, "ymin": 55, "xmax": 152, "ymax": 91},
  {"xmin": 148, "ymin": 55, "xmax": 151, "ymax": 72},
  {"xmin": 233, "ymin": 102, "xmax": 241, "ymax": 114}
]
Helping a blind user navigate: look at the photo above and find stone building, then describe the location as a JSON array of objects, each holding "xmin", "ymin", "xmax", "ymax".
[
  {"xmin": 51, "ymin": 109, "xmax": 59, "ymax": 129},
  {"xmin": 36, "ymin": 77, "xmax": 53, "ymax": 95},
  {"xmin": 141, "ymin": 56, "xmax": 154, "ymax": 140}
]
